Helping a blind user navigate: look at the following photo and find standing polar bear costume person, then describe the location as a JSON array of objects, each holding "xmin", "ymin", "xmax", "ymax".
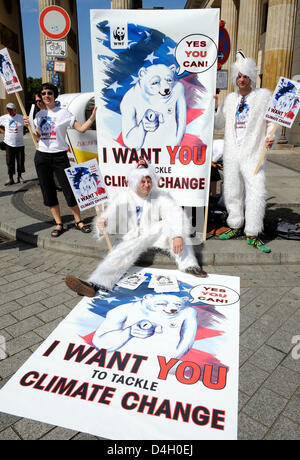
[
  {"xmin": 214, "ymin": 51, "xmax": 278, "ymax": 253},
  {"xmin": 65, "ymin": 159, "xmax": 207, "ymax": 298}
]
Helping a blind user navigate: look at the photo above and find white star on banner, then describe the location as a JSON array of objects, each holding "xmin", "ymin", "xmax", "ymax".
[
  {"xmin": 130, "ymin": 75, "xmax": 139, "ymax": 85},
  {"xmin": 105, "ymin": 297, "xmax": 119, "ymax": 304},
  {"xmin": 167, "ymin": 46, "xmax": 176, "ymax": 56},
  {"xmin": 145, "ymin": 52, "xmax": 159, "ymax": 64},
  {"xmin": 108, "ymin": 81, "xmax": 122, "ymax": 93}
]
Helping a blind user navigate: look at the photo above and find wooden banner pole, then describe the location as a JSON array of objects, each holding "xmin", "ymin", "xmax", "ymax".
[
  {"xmin": 203, "ymin": 205, "xmax": 209, "ymax": 242},
  {"xmin": 95, "ymin": 205, "xmax": 113, "ymax": 252},
  {"xmin": 253, "ymin": 124, "xmax": 278, "ymax": 175},
  {"xmin": 15, "ymin": 92, "xmax": 38, "ymax": 150}
]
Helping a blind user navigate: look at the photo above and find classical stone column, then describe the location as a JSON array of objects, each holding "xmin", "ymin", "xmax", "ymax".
[
  {"xmin": 220, "ymin": 0, "xmax": 238, "ymax": 94},
  {"xmin": 263, "ymin": 0, "xmax": 297, "ymax": 90},
  {"xmin": 263, "ymin": 0, "xmax": 297, "ymax": 144},
  {"xmin": 111, "ymin": 0, "xmax": 140, "ymax": 7},
  {"xmin": 236, "ymin": 0, "xmax": 262, "ymax": 61}
]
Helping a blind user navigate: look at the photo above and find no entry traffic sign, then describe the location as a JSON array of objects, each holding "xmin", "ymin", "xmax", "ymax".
[
  {"xmin": 218, "ymin": 24, "xmax": 231, "ymax": 69},
  {"xmin": 39, "ymin": 6, "xmax": 71, "ymax": 40}
]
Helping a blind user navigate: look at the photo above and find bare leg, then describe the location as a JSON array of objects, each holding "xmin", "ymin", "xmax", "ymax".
[
  {"xmin": 69, "ymin": 205, "xmax": 90, "ymax": 231},
  {"xmin": 50, "ymin": 204, "xmax": 63, "ymax": 229}
]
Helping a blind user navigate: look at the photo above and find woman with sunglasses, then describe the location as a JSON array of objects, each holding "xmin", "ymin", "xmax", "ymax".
[{"xmin": 30, "ymin": 83, "xmax": 97, "ymax": 238}]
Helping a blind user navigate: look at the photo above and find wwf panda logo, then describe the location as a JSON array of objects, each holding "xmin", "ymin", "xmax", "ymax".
[{"xmin": 113, "ymin": 26, "xmax": 125, "ymax": 42}]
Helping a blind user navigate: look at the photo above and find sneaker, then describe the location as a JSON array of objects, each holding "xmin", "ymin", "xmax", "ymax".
[
  {"xmin": 185, "ymin": 266, "xmax": 208, "ymax": 278},
  {"xmin": 219, "ymin": 228, "xmax": 243, "ymax": 240},
  {"xmin": 247, "ymin": 237, "xmax": 271, "ymax": 253},
  {"xmin": 17, "ymin": 176, "xmax": 25, "ymax": 184},
  {"xmin": 65, "ymin": 275, "xmax": 97, "ymax": 297},
  {"xmin": 4, "ymin": 178, "xmax": 14, "ymax": 186}
]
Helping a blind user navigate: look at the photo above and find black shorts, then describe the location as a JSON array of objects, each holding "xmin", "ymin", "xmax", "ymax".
[{"xmin": 34, "ymin": 150, "xmax": 77, "ymax": 208}]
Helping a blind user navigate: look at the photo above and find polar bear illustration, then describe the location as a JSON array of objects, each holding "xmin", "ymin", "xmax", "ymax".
[
  {"xmin": 120, "ymin": 64, "xmax": 187, "ymax": 150},
  {"xmin": 92, "ymin": 293, "xmax": 197, "ymax": 359}
]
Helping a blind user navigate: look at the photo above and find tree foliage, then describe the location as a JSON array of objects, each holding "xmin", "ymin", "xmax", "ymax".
[{"xmin": 25, "ymin": 77, "xmax": 42, "ymax": 113}]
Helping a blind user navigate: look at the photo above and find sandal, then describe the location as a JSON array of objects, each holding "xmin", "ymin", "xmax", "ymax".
[
  {"xmin": 51, "ymin": 223, "xmax": 64, "ymax": 238},
  {"xmin": 75, "ymin": 220, "xmax": 91, "ymax": 233}
]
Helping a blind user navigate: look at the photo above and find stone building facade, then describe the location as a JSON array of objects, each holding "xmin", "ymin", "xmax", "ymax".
[
  {"xmin": 0, "ymin": 0, "xmax": 26, "ymax": 114},
  {"xmin": 185, "ymin": 0, "xmax": 300, "ymax": 145}
]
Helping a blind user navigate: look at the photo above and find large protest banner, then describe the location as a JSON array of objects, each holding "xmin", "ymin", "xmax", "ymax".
[
  {"xmin": 0, "ymin": 269, "xmax": 240, "ymax": 440},
  {"xmin": 91, "ymin": 9, "xmax": 219, "ymax": 207}
]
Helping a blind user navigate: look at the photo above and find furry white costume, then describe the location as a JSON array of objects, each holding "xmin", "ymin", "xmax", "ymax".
[
  {"xmin": 87, "ymin": 162, "xmax": 201, "ymax": 290},
  {"xmin": 214, "ymin": 54, "xmax": 277, "ymax": 236}
]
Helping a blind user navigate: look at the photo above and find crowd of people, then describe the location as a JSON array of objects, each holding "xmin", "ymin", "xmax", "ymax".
[{"xmin": 0, "ymin": 51, "xmax": 278, "ymax": 296}]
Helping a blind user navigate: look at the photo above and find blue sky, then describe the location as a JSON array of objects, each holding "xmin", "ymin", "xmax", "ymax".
[{"xmin": 20, "ymin": 0, "xmax": 187, "ymax": 92}]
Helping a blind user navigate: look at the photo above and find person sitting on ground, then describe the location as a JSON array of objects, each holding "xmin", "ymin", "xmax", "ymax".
[
  {"xmin": 25, "ymin": 82, "xmax": 97, "ymax": 238},
  {"xmin": 65, "ymin": 159, "xmax": 207, "ymax": 297},
  {"xmin": 0, "ymin": 102, "xmax": 27, "ymax": 186}
]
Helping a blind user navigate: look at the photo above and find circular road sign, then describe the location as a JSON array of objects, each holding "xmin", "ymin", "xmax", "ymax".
[
  {"xmin": 39, "ymin": 6, "xmax": 71, "ymax": 40},
  {"xmin": 218, "ymin": 26, "xmax": 231, "ymax": 68}
]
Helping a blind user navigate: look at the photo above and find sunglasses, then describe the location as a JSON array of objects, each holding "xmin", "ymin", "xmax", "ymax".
[
  {"xmin": 35, "ymin": 100, "xmax": 42, "ymax": 104},
  {"xmin": 41, "ymin": 91, "xmax": 54, "ymax": 96}
]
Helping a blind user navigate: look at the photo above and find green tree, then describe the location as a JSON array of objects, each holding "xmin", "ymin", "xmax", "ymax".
[{"xmin": 25, "ymin": 77, "xmax": 42, "ymax": 113}]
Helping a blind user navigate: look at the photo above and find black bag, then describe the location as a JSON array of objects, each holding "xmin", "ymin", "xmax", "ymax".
[
  {"xmin": 276, "ymin": 221, "xmax": 300, "ymax": 240},
  {"xmin": 0, "ymin": 141, "xmax": 6, "ymax": 151}
]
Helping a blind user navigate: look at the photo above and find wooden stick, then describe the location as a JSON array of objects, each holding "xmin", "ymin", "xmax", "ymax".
[
  {"xmin": 95, "ymin": 205, "xmax": 113, "ymax": 252},
  {"xmin": 15, "ymin": 92, "xmax": 38, "ymax": 150},
  {"xmin": 253, "ymin": 124, "xmax": 278, "ymax": 175},
  {"xmin": 203, "ymin": 205, "xmax": 209, "ymax": 242}
]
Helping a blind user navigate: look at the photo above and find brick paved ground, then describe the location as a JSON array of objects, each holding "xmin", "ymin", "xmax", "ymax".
[{"xmin": 0, "ymin": 237, "xmax": 299, "ymax": 440}]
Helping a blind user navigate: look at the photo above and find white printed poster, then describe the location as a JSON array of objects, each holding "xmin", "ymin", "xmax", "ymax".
[
  {"xmin": 0, "ymin": 269, "xmax": 240, "ymax": 440},
  {"xmin": 90, "ymin": 9, "xmax": 219, "ymax": 207},
  {"xmin": 264, "ymin": 76, "xmax": 300, "ymax": 128},
  {"xmin": 0, "ymin": 48, "xmax": 22, "ymax": 94},
  {"xmin": 65, "ymin": 159, "xmax": 109, "ymax": 211}
]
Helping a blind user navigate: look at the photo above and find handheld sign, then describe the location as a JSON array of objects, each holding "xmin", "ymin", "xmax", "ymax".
[
  {"xmin": 0, "ymin": 48, "xmax": 22, "ymax": 94},
  {"xmin": 65, "ymin": 159, "xmax": 108, "ymax": 211},
  {"xmin": 254, "ymin": 76, "xmax": 300, "ymax": 175},
  {"xmin": 264, "ymin": 77, "xmax": 300, "ymax": 128},
  {"xmin": 65, "ymin": 159, "xmax": 112, "ymax": 251}
]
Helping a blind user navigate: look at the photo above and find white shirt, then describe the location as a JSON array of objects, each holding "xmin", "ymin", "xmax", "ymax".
[
  {"xmin": 235, "ymin": 94, "xmax": 250, "ymax": 147},
  {"xmin": 34, "ymin": 107, "xmax": 75, "ymax": 153},
  {"xmin": 0, "ymin": 114, "xmax": 24, "ymax": 147},
  {"xmin": 132, "ymin": 193, "xmax": 146, "ymax": 226}
]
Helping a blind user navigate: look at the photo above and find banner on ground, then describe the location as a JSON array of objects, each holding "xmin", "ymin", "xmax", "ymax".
[
  {"xmin": 65, "ymin": 158, "xmax": 109, "ymax": 211},
  {"xmin": 0, "ymin": 48, "xmax": 22, "ymax": 94},
  {"xmin": 0, "ymin": 269, "xmax": 240, "ymax": 440},
  {"xmin": 264, "ymin": 76, "xmax": 300, "ymax": 128},
  {"xmin": 90, "ymin": 9, "xmax": 219, "ymax": 207}
]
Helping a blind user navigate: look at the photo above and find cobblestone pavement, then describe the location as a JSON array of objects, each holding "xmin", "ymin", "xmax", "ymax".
[{"xmin": 0, "ymin": 236, "xmax": 299, "ymax": 440}]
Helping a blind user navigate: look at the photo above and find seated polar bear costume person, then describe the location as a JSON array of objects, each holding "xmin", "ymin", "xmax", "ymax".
[
  {"xmin": 65, "ymin": 159, "xmax": 207, "ymax": 297},
  {"xmin": 120, "ymin": 64, "xmax": 186, "ymax": 150}
]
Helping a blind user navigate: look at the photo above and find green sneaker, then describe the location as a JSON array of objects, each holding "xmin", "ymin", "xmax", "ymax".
[
  {"xmin": 219, "ymin": 228, "xmax": 243, "ymax": 240},
  {"xmin": 247, "ymin": 237, "xmax": 271, "ymax": 253}
]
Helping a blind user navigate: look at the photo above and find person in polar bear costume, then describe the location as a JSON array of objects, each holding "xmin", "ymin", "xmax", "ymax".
[
  {"xmin": 92, "ymin": 294, "xmax": 197, "ymax": 359},
  {"xmin": 214, "ymin": 51, "xmax": 278, "ymax": 253},
  {"xmin": 120, "ymin": 64, "xmax": 186, "ymax": 150},
  {"xmin": 65, "ymin": 159, "xmax": 207, "ymax": 297}
]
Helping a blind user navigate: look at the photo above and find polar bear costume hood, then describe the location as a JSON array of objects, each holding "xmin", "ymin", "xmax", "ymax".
[
  {"xmin": 231, "ymin": 50, "xmax": 258, "ymax": 88},
  {"xmin": 127, "ymin": 158, "xmax": 159, "ymax": 193}
]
